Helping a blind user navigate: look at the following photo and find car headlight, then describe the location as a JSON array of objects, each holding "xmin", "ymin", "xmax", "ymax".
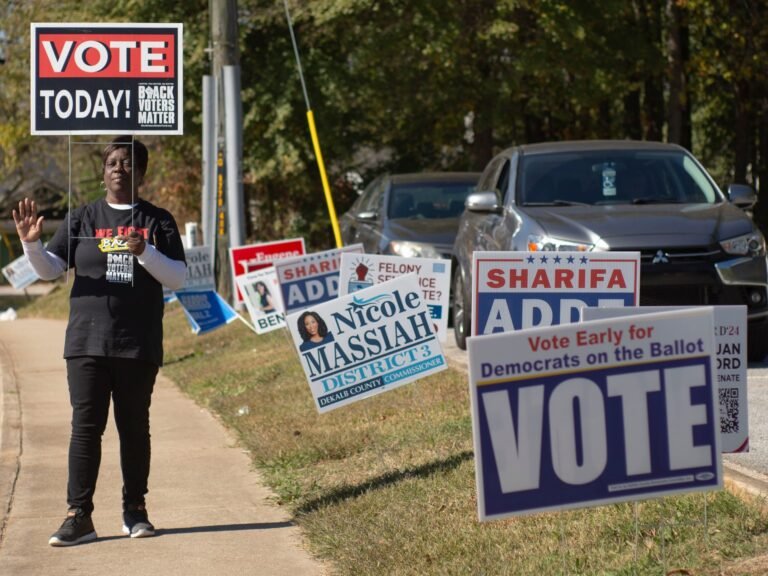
[
  {"xmin": 387, "ymin": 241, "xmax": 444, "ymax": 259},
  {"xmin": 720, "ymin": 231, "xmax": 766, "ymax": 256},
  {"xmin": 527, "ymin": 234, "xmax": 594, "ymax": 252}
]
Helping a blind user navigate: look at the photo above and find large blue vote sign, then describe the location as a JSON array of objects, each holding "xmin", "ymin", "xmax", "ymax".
[{"xmin": 468, "ymin": 307, "xmax": 721, "ymax": 521}]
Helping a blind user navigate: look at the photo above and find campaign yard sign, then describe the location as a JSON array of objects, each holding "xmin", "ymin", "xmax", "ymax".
[
  {"xmin": 235, "ymin": 267, "xmax": 286, "ymax": 335},
  {"xmin": 275, "ymin": 244, "xmax": 364, "ymax": 314},
  {"xmin": 31, "ymin": 23, "xmax": 183, "ymax": 134},
  {"xmin": 472, "ymin": 251, "xmax": 640, "ymax": 336},
  {"xmin": 338, "ymin": 253, "xmax": 452, "ymax": 342},
  {"xmin": 287, "ymin": 274, "xmax": 447, "ymax": 413},
  {"xmin": 468, "ymin": 307, "xmax": 721, "ymax": 521},
  {"xmin": 583, "ymin": 305, "xmax": 749, "ymax": 453},
  {"xmin": 176, "ymin": 290, "xmax": 238, "ymax": 335},
  {"xmin": 229, "ymin": 238, "xmax": 305, "ymax": 304},
  {"xmin": 1, "ymin": 255, "xmax": 40, "ymax": 290}
]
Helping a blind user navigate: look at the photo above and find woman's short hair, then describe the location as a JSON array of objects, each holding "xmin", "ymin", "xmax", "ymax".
[
  {"xmin": 102, "ymin": 135, "xmax": 149, "ymax": 176},
  {"xmin": 297, "ymin": 311, "xmax": 329, "ymax": 341}
]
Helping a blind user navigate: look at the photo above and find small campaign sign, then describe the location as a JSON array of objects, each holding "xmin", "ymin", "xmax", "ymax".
[
  {"xmin": 30, "ymin": 23, "xmax": 183, "ymax": 134},
  {"xmin": 287, "ymin": 274, "xmax": 447, "ymax": 413},
  {"xmin": 2, "ymin": 255, "xmax": 40, "ymax": 290},
  {"xmin": 229, "ymin": 238, "xmax": 305, "ymax": 304},
  {"xmin": 338, "ymin": 253, "xmax": 452, "ymax": 341},
  {"xmin": 472, "ymin": 251, "xmax": 640, "ymax": 336},
  {"xmin": 236, "ymin": 267, "xmax": 286, "ymax": 335},
  {"xmin": 468, "ymin": 307, "xmax": 721, "ymax": 521},
  {"xmin": 176, "ymin": 289, "xmax": 238, "ymax": 335},
  {"xmin": 583, "ymin": 305, "xmax": 749, "ymax": 453},
  {"xmin": 274, "ymin": 244, "xmax": 364, "ymax": 314}
]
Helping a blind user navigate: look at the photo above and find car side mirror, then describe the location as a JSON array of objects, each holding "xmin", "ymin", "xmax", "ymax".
[
  {"xmin": 356, "ymin": 211, "xmax": 378, "ymax": 222},
  {"xmin": 727, "ymin": 184, "xmax": 758, "ymax": 210},
  {"xmin": 465, "ymin": 191, "xmax": 502, "ymax": 214}
]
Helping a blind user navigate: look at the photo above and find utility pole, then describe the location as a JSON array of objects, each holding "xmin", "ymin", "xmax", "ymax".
[{"xmin": 210, "ymin": 0, "xmax": 245, "ymax": 304}]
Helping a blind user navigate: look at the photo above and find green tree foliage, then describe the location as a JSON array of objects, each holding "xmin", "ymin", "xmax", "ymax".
[{"xmin": 3, "ymin": 0, "xmax": 768, "ymax": 245}]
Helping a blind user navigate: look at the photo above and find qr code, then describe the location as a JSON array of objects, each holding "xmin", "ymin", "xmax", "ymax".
[{"xmin": 719, "ymin": 387, "xmax": 739, "ymax": 433}]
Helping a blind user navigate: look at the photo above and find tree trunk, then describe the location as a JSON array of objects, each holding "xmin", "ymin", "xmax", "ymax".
[
  {"xmin": 666, "ymin": 0, "xmax": 692, "ymax": 150},
  {"xmin": 624, "ymin": 89, "xmax": 642, "ymax": 140}
]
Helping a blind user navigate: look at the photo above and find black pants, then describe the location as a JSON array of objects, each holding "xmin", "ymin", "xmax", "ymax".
[{"xmin": 66, "ymin": 356, "xmax": 158, "ymax": 514}]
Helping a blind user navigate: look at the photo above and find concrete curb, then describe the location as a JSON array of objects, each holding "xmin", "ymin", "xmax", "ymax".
[{"xmin": 0, "ymin": 337, "xmax": 21, "ymax": 546}]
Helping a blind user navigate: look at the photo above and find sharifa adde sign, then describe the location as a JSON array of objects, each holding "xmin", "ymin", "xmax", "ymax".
[{"xmin": 30, "ymin": 23, "xmax": 183, "ymax": 134}]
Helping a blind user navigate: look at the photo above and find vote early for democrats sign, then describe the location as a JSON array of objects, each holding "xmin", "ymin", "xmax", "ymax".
[
  {"xmin": 287, "ymin": 274, "xmax": 446, "ymax": 413},
  {"xmin": 468, "ymin": 307, "xmax": 721, "ymax": 521},
  {"xmin": 275, "ymin": 244, "xmax": 364, "ymax": 314},
  {"xmin": 338, "ymin": 253, "xmax": 452, "ymax": 341},
  {"xmin": 30, "ymin": 23, "xmax": 183, "ymax": 134},
  {"xmin": 472, "ymin": 251, "xmax": 640, "ymax": 336},
  {"xmin": 583, "ymin": 305, "xmax": 749, "ymax": 453}
]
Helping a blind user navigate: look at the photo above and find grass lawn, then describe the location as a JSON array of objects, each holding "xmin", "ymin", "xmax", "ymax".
[{"xmin": 20, "ymin": 287, "xmax": 768, "ymax": 575}]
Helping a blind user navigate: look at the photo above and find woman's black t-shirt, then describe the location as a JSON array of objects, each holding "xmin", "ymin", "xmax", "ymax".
[{"xmin": 46, "ymin": 198, "xmax": 186, "ymax": 366}]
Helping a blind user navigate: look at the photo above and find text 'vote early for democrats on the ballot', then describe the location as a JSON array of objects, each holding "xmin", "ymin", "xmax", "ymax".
[{"xmin": 468, "ymin": 307, "xmax": 721, "ymax": 521}]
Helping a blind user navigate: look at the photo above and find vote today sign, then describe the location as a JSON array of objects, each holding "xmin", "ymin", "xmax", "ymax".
[
  {"xmin": 472, "ymin": 251, "xmax": 640, "ymax": 336},
  {"xmin": 31, "ymin": 23, "xmax": 183, "ymax": 134},
  {"xmin": 287, "ymin": 274, "xmax": 447, "ymax": 413},
  {"xmin": 338, "ymin": 253, "xmax": 452, "ymax": 342},
  {"xmin": 468, "ymin": 307, "xmax": 721, "ymax": 521},
  {"xmin": 583, "ymin": 305, "xmax": 749, "ymax": 453}
]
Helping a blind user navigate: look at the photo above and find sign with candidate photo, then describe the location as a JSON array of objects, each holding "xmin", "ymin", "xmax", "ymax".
[
  {"xmin": 468, "ymin": 307, "xmax": 721, "ymax": 521},
  {"xmin": 287, "ymin": 274, "xmax": 447, "ymax": 413},
  {"xmin": 1, "ymin": 255, "xmax": 39, "ymax": 291},
  {"xmin": 30, "ymin": 23, "xmax": 184, "ymax": 134},
  {"xmin": 338, "ymin": 253, "xmax": 452, "ymax": 341},
  {"xmin": 236, "ymin": 267, "xmax": 286, "ymax": 335},
  {"xmin": 472, "ymin": 251, "xmax": 640, "ymax": 336}
]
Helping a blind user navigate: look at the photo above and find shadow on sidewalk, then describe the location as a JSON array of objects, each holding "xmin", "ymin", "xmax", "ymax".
[{"xmin": 91, "ymin": 521, "xmax": 297, "ymax": 542}]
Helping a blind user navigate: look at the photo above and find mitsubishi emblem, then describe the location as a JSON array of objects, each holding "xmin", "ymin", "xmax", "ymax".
[{"xmin": 652, "ymin": 250, "xmax": 670, "ymax": 264}]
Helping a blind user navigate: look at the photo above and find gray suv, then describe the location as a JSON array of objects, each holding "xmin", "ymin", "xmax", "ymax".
[{"xmin": 452, "ymin": 140, "xmax": 768, "ymax": 361}]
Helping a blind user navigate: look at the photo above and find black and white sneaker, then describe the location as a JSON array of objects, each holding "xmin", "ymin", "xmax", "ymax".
[
  {"xmin": 48, "ymin": 509, "xmax": 97, "ymax": 547},
  {"xmin": 122, "ymin": 506, "xmax": 155, "ymax": 538}
]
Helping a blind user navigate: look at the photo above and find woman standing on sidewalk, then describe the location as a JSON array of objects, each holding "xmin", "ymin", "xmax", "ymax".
[{"xmin": 12, "ymin": 136, "xmax": 187, "ymax": 546}]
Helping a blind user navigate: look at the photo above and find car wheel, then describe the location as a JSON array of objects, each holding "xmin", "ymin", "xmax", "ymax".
[
  {"xmin": 452, "ymin": 270, "xmax": 470, "ymax": 350},
  {"xmin": 747, "ymin": 321, "xmax": 768, "ymax": 362}
]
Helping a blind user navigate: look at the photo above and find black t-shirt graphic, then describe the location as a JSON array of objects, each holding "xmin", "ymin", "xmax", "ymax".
[{"xmin": 46, "ymin": 198, "xmax": 186, "ymax": 366}]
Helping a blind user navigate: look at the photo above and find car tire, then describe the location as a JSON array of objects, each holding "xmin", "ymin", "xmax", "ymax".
[
  {"xmin": 747, "ymin": 321, "xmax": 768, "ymax": 363},
  {"xmin": 452, "ymin": 270, "xmax": 469, "ymax": 350}
]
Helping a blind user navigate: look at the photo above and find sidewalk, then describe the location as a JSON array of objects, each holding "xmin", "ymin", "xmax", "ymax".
[{"xmin": 0, "ymin": 319, "xmax": 326, "ymax": 576}]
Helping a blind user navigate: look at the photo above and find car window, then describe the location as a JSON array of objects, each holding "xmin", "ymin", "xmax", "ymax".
[
  {"xmin": 519, "ymin": 151, "xmax": 722, "ymax": 206},
  {"xmin": 388, "ymin": 180, "xmax": 478, "ymax": 219},
  {"xmin": 477, "ymin": 157, "xmax": 505, "ymax": 194},
  {"xmin": 358, "ymin": 179, "xmax": 385, "ymax": 215}
]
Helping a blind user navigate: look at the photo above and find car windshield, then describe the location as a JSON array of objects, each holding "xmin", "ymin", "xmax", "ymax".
[
  {"xmin": 518, "ymin": 150, "xmax": 723, "ymax": 206},
  {"xmin": 388, "ymin": 181, "xmax": 476, "ymax": 219}
]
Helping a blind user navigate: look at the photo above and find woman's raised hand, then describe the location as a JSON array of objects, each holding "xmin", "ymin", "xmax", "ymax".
[{"xmin": 12, "ymin": 198, "xmax": 45, "ymax": 243}]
